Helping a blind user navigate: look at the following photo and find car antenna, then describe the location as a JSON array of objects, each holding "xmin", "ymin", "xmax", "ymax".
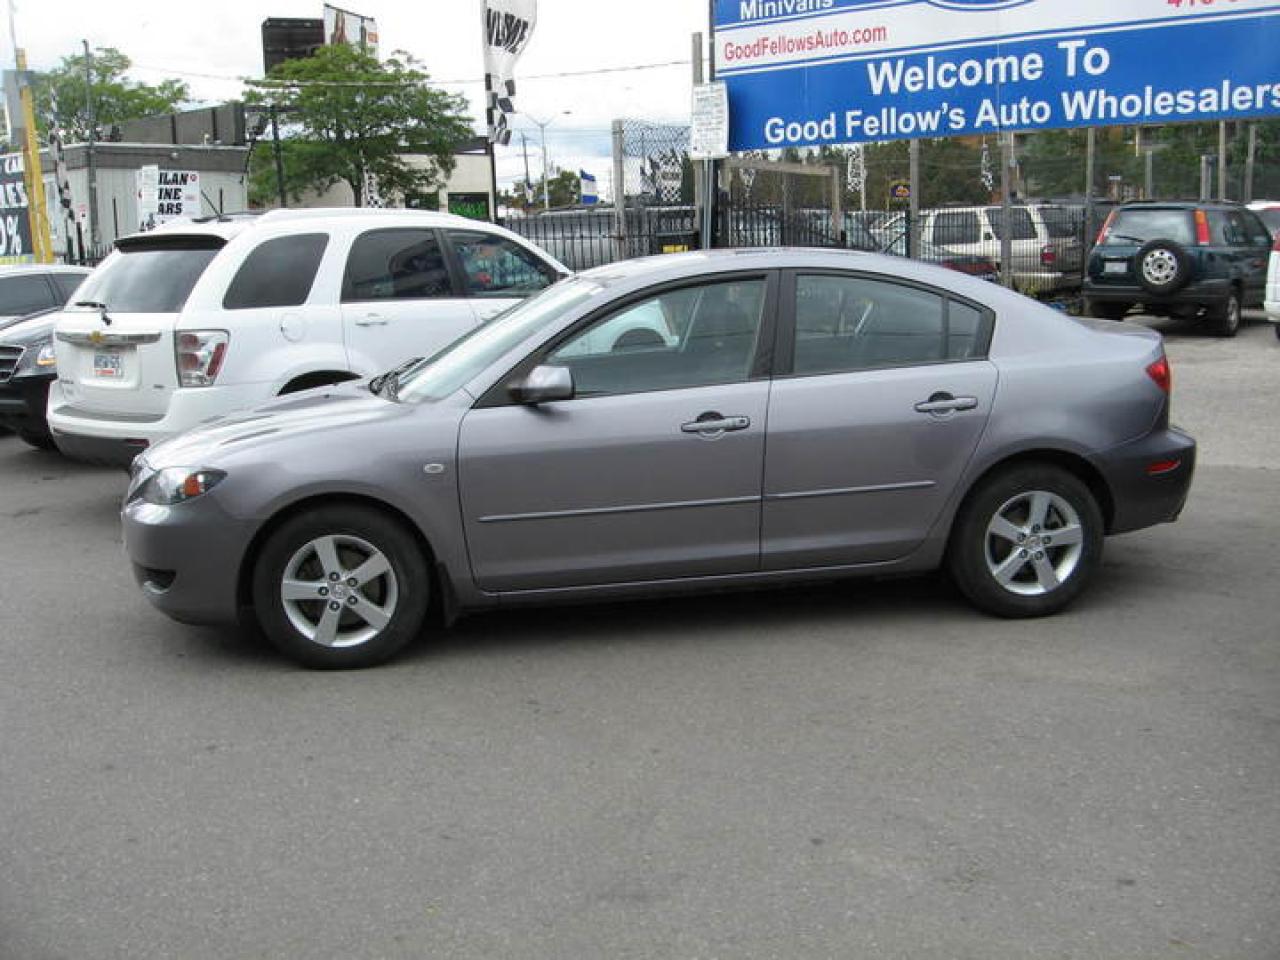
[{"xmin": 74, "ymin": 300, "xmax": 112, "ymax": 327}]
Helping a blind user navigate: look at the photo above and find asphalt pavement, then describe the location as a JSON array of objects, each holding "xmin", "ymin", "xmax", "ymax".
[{"xmin": 1, "ymin": 313, "xmax": 1277, "ymax": 959}]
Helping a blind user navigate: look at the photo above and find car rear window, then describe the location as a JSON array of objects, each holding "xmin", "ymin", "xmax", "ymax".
[
  {"xmin": 73, "ymin": 236, "xmax": 224, "ymax": 313},
  {"xmin": 1105, "ymin": 209, "xmax": 1195, "ymax": 246},
  {"xmin": 1252, "ymin": 207, "xmax": 1280, "ymax": 237}
]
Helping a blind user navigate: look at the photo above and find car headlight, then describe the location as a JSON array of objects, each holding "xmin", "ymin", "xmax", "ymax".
[
  {"xmin": 136, "ymin": 467, "xmax": 226, "ymax": 505},
  {"xmin": 35, "ymin": 340, "xmax": 57, "ymax": 368}
]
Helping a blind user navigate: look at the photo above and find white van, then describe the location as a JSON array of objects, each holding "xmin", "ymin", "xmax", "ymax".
[{"xmin": 48, "ymin": 209, "xmax": 569, "ymax": 464}]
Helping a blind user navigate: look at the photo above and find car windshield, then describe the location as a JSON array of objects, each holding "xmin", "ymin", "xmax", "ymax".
[
  {"xmin": 396, "ymin": 278, "xmax": 601, "ymax": 403},
  {"xmin": 1105, "ymin": 209, "xmax": 1195, "ymax": 245},
  {"xmin": 71, "ymin": 236, "xmax": 225, "ymax": 313}
]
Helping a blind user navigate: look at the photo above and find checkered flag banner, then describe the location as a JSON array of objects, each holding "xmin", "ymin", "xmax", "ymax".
[{"xmin": 482, "ymin": 0, "xmax": 537, "ymax": 146}]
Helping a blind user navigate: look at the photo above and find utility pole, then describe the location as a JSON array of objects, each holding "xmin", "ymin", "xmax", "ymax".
[
  {"xmin": 520, "ymin": 132, "xmax": 531, "ymax": 211},
  {"xmin": 999, "ymin": 131, "xmax": 1014, "ymax": 290},
  {"xmin": 269, "ymin": 103, "xmax": 286, "ymax": 208},
  {"xmin": 83, "ymin": 40, "xmax": 100, "ymax": 248},
  {"xmin": 908, "ymin": 138, "xmax": 920, "ymax": 259},
  {"xmin": 1084, "ymin": 127, "xmax": 1096, "ymax": 250},
  {"xmin": 1244, "ymin": 123, "xmax": 1257, "ymax": 204},
  {"xmin": 527, "ymin": 111, "xmax": 569, "ymax": 212},
  {"xmin": 1218, "ymin": 120, "xmax": 1228, "ymax": 201}
]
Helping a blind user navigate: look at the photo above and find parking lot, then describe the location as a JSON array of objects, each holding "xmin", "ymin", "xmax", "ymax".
[{"xmin": 1, "ymin": 314, "xmax": 1277, "ymax": 958}]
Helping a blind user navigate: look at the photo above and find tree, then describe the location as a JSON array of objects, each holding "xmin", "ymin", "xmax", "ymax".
[
  {"xmin": 33, "ymin": 47, "xmax": 189, "ymax": 140},
  {"xmin": 244, "ymin": 44, "xmax": 473, "ymax": 207},
  {"xmin": 505, "ymin": 168, "xmax": 582, "ymax": 210}
]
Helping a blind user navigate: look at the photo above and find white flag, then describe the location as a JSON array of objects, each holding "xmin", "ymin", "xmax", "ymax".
[{"xmin": 482, "ymin": 0, "xmax": 537, "ymax": 146}]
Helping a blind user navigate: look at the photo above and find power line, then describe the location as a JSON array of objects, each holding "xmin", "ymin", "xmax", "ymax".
[{"xmin": 128, "ymin": 58, "xmax": 691, "ymax": 89}]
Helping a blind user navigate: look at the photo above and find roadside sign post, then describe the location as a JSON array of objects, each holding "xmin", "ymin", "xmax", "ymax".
[{"xmin": 691, "ymin": 80, "xmax": 729, "ymax": 250}]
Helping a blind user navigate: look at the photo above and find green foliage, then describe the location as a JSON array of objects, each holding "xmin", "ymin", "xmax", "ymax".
[
  {"xmin": 244, "ymin": 44, "xmax": 474, "ymax": 208},
  {"xmin": 33, "ymin": 47, "xmax": 189, "ymax": 140},
  {"xmin": 506, "ymin": 168, "xmax": 582, "ymax": 209}
]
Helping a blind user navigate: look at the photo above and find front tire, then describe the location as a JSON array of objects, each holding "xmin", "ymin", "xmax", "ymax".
[
  {"xmin": 948, "ymin": 464, "xmax": 1104, "ymax": 618},
  {"xmin": 1209, "ymin": 290, "xmax": 1241, "ymax": 338},
  {"xmin": 17, "ymin": 430, "xmax": 57, "ymax": 451},
  {"xmin": 251, "ymin": 505, "xmax": 431, "ymax": 668}
]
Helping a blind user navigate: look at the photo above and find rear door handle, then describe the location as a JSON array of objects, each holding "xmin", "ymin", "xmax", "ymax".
[
  {"xmin": 354, "ymin": 313, "xmax": 388, "ymax": 327},
  {"xmin": 681, "ymin": 413, "xmax": 751, "ymax": 435},
  {"xmin": 915, "ymin": 393, "xmax": 978, "ymax": 414}
]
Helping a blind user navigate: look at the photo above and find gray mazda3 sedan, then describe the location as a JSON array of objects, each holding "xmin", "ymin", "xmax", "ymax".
[{"xmin": 122, "ymin": 250, "xmax": 1195, "ymax": 668}]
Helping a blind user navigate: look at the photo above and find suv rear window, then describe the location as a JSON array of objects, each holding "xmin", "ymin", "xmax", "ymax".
[
  {"xmin": 75, "ymin": 236, "xmax": 225, "ymax": 313},
  {"xmin": 1038, "ymin": 207, "xmax": 1079, "ymax": 239},
  {"xmin": 1104, "ymin": 209, "xmax": 1194, "ymax": 246},
  {"xmin": 984, "ymin": 207, "xmax": 1037, "ymax": 241}
]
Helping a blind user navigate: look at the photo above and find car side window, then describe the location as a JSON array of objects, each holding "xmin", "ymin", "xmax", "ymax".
[
  {"xmin": 0, "ymin": 275, "xmax": 56, "ymax": 315},
  {"xmin": 545, "ymin": 279, "xmax": 767, "ymax": 398},
  {"xmin": 223, "ymin": 233, "xmax": 329, "ymax": 310},
  {"xmin": 343, "ymin": 229, "xmax": 453, "ymax": 302},
  {"xmin": 793, "ymin": 275, "xmax": 983, "ymax": 376},
  {"xmin": 934, "ymin": 211, "xmax": 980, "ymax": 246},
  {"xmin": 985, "ymin": 207, "xmax": 1037, "ymax": 241},
  {"xmin": 450, "ymin": 231, "xmax": 555, "ymax": 298}
]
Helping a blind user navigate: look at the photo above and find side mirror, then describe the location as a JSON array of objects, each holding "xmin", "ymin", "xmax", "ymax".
[{"xmin": 512, "ymin": 365, "xmax": 574, "ymax": 405}]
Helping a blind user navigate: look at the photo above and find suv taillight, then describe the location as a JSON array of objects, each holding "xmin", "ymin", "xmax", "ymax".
[
  {"xmin": 1146, "ymin": 355, "xmax": 1172, "ymax": 396},
  {"xmin": 1040, "ymin": 244, "xmax": 1056, "ymax": 267},
  {"xmin": 1096, "ymin": 210, "xmax": 1117, "ymax": 245},
  {"xmin": 1272, "ymin": 232, "xmax": 1280, "ymax": 253},
  {"xmin": 176, "ymin": 331, "xmax": 229, "ymax": 387},
  {"xmin": 1194, "ymin": 209, "xmax": 1211, "ymax": 245}
]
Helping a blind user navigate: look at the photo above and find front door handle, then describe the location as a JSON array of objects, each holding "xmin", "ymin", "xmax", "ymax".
[
  {"xmin": 681, "ymin": 412, "xmax": 751, "ymax": 435},
  {"xmin": 915, "ymin": 393, "xmax": 979, "ymax": 415},
  {"xmin": 354, "ymin": 313, "xmax": 388, "ymax": 327}
]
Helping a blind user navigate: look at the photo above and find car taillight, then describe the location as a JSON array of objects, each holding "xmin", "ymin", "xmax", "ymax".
[
  {"xmin": 1272, "ymin": 232, "xmax": 1280, "ymax": 253},
  {"xmin": 1194, "ymin": 209, "xmax": 1211, "ymax": 245},
  {"xmin": 1146, "ymin": 355, "xmax": 1172, "ymax": 395},
  {"xmin": 1096, "ymin": 210, "xmax": 1117, "ymax": 245},
  {"xmin": 1040, "ymin": 244, "xmax": 1056, "ymax": 267},
  {"xmin": 176, "ymin": 331, "xmax": 229, "ymax": 388}
]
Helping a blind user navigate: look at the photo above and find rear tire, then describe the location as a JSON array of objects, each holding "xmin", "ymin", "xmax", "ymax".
[
  {"xmin": 1209, "ymin": 290, "xmax": 1241, "ymax": 338},
  {"xmin": 947, "ymin": 464, "xmax": 1104, "ymax": 619},
  {"xmin": 251, "ymin": 505, "xmax": 431, "ymax": 668},
  {"xmin": 17, "ymin": 430, "xmax": 56, "ymax": 451}
]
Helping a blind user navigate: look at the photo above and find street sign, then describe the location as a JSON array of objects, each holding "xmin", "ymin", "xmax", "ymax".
[
  {"xmin": 690, "ymin": 81, "xmax": 730, "ymax": 159},
  {"xmin": 713, "ymin": 0, "xmax": 1280, "ymax": 150}
]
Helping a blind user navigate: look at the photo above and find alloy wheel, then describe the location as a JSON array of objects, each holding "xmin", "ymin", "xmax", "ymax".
[
  {"xmin": 983, "ymin": 490, "xmax": 1085, "ymax": 597},
  {"xmin": 280, "ymin": 534, "xmax": 399, "ymax": 648}
]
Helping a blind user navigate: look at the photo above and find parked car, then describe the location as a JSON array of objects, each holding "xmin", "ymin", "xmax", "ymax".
[
  {"xmin": 48, "ymin": 209, "xmax": 569, "ymax": 465},
  {"xmin": 0, "ymin": 267, "xmax": 91, "ymax": 443},
  {"xmin": 0, "ymin": 307, "xmax": 71, "ymax": 449},
  {"xmin": 913, "ymin": 204, "xmax": 1083, "ymax": 296},
  {"xmin": 1083, "ymin": 201, "xmax": 1272, "ymax": 336},
  {"xmin": 1246, "ymin": 199, "xmax": 1280, "ymax": 239},
  {"xmin": 880, "ymin": 235, "xmax": 999, "ymax": 282},
  {"xmin": 0, "ymin": 265, "xmax": 91, "ymax": 327},
  {"xmin": 122, "ymin": 249, "xmax": 1195, "ymax": 668},
  {"xmin": 1265, "ymin": 222, "xmax": 1280, "ymax": 339}
]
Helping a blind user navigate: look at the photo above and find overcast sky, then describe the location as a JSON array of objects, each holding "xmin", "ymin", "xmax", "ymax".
[{"xmin": 14, "ymin": 0, "xmax": 711, "ymax": 194}]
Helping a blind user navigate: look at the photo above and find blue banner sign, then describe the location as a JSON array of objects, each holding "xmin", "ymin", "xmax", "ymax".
[{"xmin": 713, "ymin": 0, "xmax": 1280, "ymax": 150}]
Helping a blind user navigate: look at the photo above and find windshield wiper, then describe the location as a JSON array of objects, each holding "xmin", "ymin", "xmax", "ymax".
[
  {"xmin": 74, "ymin": 300, "xmax": 112, "ymax": 326},
  {"xmin": 1108, "ymin": 234, "xmax": 1148, "ymax": 245},
  {"xmin": 370, "ymin": 356, "xmax": 424, "ymax": 401}
]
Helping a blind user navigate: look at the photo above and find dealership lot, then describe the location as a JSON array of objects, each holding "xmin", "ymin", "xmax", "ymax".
[{"xmin": 1, "ymin": 315, "xmax": 1277, "ymax": 958}]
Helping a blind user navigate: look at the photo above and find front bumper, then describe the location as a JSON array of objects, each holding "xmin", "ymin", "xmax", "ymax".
[
  {"xmin": 1095, "ymin": 426, "xmax": 1197, "ymax": 535},
  {"xmin": 0, "ymin": 374, "xmax": 53, "ymax": 436},
  {"xmin": 122, "ymin": 487, "xmax": 257, "ymax": 627}
]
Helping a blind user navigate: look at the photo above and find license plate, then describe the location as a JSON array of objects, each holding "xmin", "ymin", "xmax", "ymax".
[
  {"xmin": 1104, "ymin": 261, "xmax": 1129, "ymax": 275},
  {"xmin": 93, "ymin": 351, "xmax": 122, "ymax": 378}
]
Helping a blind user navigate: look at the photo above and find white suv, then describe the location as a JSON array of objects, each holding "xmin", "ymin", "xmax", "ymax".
[{"xmin": 48, "ymin": 209, "xmax": 569, "ymax": 464}]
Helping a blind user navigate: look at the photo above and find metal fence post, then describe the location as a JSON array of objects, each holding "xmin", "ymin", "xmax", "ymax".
[
  {"xmin": 1000, "ymin": 132, "xmax": 1014, "ymax": 290},
  {"xmin": 611, "ymin": 120, "xmax": 628, "ymax": 261}
]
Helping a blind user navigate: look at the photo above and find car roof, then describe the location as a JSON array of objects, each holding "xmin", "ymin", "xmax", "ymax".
[
  {"xmin": 574, "ymin": 247, "xmax": 1013, "ymax": 303},
  {"xmin": 0, "ymin": 264, "xmax": 92, "ymax": 276}
]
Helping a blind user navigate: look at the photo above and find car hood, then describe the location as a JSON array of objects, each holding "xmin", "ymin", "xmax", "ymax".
[
  {"xmin": 141, "ymin": 381, "xmax": 403, "ymax": 469},
  {"xmin": 0, "ymin": 308, "xmax": 61, "ymax": 344}
]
